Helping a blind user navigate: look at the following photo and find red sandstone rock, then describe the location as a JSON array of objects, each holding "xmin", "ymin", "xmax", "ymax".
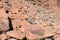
[
  {"xmin": 0, "ymin": 0, "xmax": 60, "ymax": 40},
  {"xmin": 0, "ymin": 34, "xmax": 7, "ymax": 40},
  {"xmin": 6, "ymin": 31, "xmax": 25, "ymax": 39},
  {"xmin": 54, "ymin": 34, "xmax": 60, "ymax": 40},
  {"xmin": 0, "ymin": 9, "xmax": 9, "ymax": 32},
  {"xmin": 55, "ymin": 24, "xmax": 60, "ymax": 34},
  {"xmin": 25, "ymin": 24, "xmax": 54, "ymax": 39}
]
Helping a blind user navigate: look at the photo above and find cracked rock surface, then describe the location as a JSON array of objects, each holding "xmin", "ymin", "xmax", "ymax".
[{"xmin": 0, "ymin": 0, "xmax": 60, "ymax": 40}]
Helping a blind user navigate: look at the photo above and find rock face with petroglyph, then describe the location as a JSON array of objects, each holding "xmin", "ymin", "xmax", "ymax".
[{"xmin": 0, "ymin": 0, "xmax": 60, "ymax": 40}]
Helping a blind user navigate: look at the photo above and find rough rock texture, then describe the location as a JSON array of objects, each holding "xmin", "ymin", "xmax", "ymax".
[
  {"xmin": 6, "ymin": 31, "xmax": 25, "ymax": 39},
  {"xmin": 0, "ymin": 9, "xmax": 9, "ymax": 32},
  {"xmin": 0, "ymin": 0, "xmax": 60, "ymax": 40},
  {"xmin": 24, "ymin": 24, "xmax": 54, "ymax": 39}
]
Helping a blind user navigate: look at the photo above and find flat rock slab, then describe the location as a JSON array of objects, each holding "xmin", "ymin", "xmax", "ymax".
[
  {"xmin": 24, "ymin": 24, "xmax": 54, "ymax": 39},
  {"xmin": 6, "ymin": 31, "xmax": 25, "ymax": 39}
]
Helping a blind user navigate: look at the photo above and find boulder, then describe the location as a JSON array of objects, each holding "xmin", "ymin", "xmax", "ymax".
[
  {"xmin": 6, "ymin": 31, "xmax": 25, "ymax": 39},
  {"xmin": 24, "ymin": 24, "xmax": 54, "ymax": 39}
]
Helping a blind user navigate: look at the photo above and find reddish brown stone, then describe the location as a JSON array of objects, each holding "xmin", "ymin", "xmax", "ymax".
[
  {"xmin": 6, "ymin": 31, "xmax": 25, "ymax": 39},
  {"xmin": 0, "ymin": 0, "xmax": 60, "ymax": 40},
  {"xmin": 0, "ymin": 9, "xmax": 9, "ymax": 32},
  {"xmin": 25, "ymin": 24, "xmax": 54, "ymax": 39},
  {"xmin": 0, "ymin": 34, "xmax": 8, "ymax": 40}
]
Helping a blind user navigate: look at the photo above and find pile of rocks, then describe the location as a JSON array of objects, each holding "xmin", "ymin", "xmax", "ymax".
[{"xmin": 0, "ymin": 0, "xmax": 60, "ymax": 40}]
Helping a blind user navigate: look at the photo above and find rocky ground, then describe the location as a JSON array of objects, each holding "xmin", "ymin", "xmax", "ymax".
[{"xmin": 0, "ymin": 0, "xmax": 60, "ymax": 40}]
